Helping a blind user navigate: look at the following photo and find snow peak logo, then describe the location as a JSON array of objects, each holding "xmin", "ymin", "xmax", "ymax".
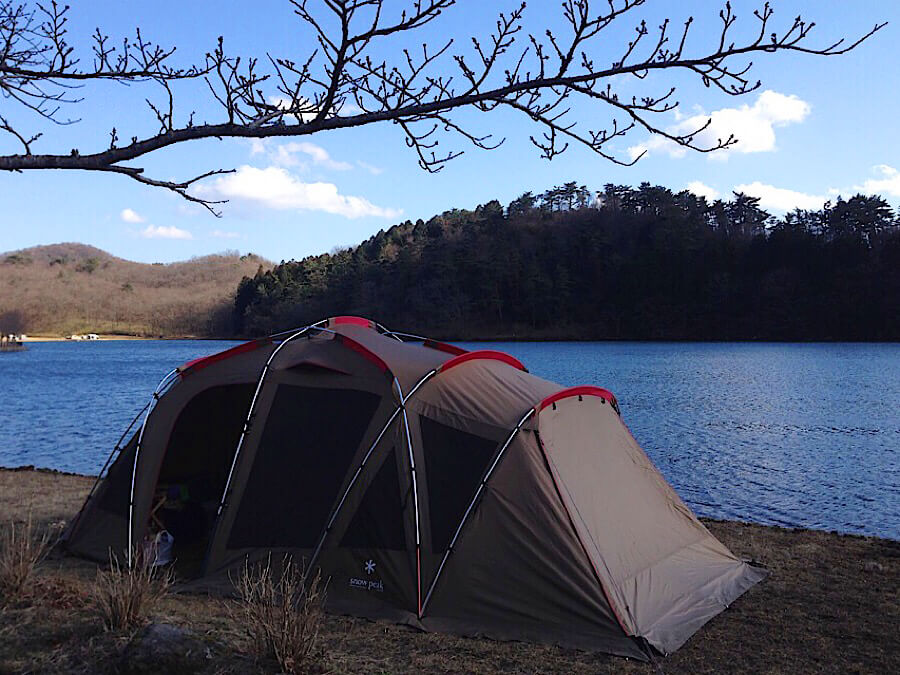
[{"xmin": 349, "ymin": 559, "xmax": 384, "ymax": 592}]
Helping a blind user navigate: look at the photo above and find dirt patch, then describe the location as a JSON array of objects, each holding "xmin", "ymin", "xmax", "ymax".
[{"xmin": 1, "ymin": 468, "xmax": 897, "ymax": 674}]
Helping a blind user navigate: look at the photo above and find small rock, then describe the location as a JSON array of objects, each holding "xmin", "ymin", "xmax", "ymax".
[{"xmin": 119, "ymin": 622, "xmax": 210, "ymax": 675}]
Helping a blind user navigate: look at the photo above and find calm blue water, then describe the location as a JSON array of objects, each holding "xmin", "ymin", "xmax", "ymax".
[{"xmin": 0, "ymin": 340, "xmax": 897, "ymax": 539}]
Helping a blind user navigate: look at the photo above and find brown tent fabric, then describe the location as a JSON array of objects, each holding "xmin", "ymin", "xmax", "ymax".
[{"xmin": 64, "ymin": 316, "xmax": 765, "ymax": 659}]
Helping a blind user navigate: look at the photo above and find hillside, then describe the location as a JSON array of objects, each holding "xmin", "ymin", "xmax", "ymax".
[
  {"xmin": 0, "ymin": 243, "xmax": 269, "ymax": 336},
  {"xmin": 234, "ymin": 185, "xmax": 900, "ymax": 341}
]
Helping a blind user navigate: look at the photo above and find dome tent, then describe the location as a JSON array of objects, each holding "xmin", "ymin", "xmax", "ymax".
[{"xmin": 65, "ymin": 316, "xmax": 765, "ymax": 660}]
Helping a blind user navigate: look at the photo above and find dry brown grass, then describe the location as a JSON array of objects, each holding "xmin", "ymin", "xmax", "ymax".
[
  {"xmin": 0, "ymin": 243, "xmax": 270, "ymax": 336},
  {"xmin": 92, "ymin": 550, "xmax": 171, "ymax": 632},
  {"xmin": 1, "ymin": 468, "xmax": 898, "ymax": 674},
  {"xmin": 228, "ymin": 555, "xmax": 327, "ymax": 674},
  {"xmin": 0, "ymin": 515, "xmax": 54, "ymax": 606}
]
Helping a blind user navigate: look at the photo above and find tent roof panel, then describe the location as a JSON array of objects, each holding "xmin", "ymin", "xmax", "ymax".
[{"xmin": 331, "ymin": 323, "xmax": 452, "ymax": 389}]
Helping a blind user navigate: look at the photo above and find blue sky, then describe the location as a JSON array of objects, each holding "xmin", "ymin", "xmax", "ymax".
[{"xmin": 1, "ymin": 0, "xmax": 897, "ymax": 263}]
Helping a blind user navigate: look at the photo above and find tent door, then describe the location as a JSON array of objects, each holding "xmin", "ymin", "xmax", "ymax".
[{"xmin": 149, "ymin": 384, "xmax": 255, "ymax": 577}]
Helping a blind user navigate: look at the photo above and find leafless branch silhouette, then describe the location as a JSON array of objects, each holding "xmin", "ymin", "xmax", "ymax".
[{"xmin": 0, "ymin": 0, "xmax": 886, "ymax": 214}]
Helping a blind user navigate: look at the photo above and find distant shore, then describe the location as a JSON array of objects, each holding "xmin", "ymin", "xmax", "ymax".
[
  {"xmin": 20, "ymin": 333, "xmax": 900, "ymax": 344},
  {"xmin": 22, "ymin": 334, "xmax": 233, "ymax": 342},
  {"xmin": 24, "ymin": 334, "xmax": 151, "ymax": 342},
  {"xmin": 0, "ymin": 466, "xmax": 897, "ymax": 673}
]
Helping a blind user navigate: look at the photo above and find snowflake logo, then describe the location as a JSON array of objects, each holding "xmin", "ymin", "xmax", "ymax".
[{"xmin": 364, "ymin": 559, "xmax": 376, "ymax": 575}]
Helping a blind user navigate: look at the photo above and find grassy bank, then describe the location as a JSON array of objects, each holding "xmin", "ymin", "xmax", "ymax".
[{"xmin": 1, "ymin": 468, "xmax": 897, "ymax": 674}]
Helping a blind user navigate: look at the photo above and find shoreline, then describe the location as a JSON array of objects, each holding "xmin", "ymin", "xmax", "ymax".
[
  {"xmin": 18, "ymin": 333, "xmax": 900, "ymax": 344},
  {"xmin": 22, "ymin": 334, "xmax": 233, "ymax": 342},
  {"xmin": 24, "ymin": 335, "xmax": 152, "ymax": 342}
]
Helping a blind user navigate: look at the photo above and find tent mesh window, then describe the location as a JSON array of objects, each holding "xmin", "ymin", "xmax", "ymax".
[
  {"xmin": 419, "ymin": 416, "xmax": 498, "ymax": 552},
  {"xmin": 228, "ymin": 385, "xmax": 382, "ymax": 549},
  {"xmin": 99, "ymin": 436, "xmax": 138, "ymax": 514},
  {"xmin": 158, "ymin": 384, "xmax": 256, "ymax": 501},
  {"xmin": 340, "ymin": 447, "xmax": 406, "ymax": 550}
]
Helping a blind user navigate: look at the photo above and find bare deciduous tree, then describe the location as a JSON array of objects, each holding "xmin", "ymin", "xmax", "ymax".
[
  {"xmin": 0, "ymin": 0, "xmax": 885, "ymax": 214},
  {"xmin": 0, "ymin": 308, "xmax": 26, "ymax": 334}
]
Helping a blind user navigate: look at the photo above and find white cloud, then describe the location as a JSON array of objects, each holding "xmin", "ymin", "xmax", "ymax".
[
  {"xmin": 140, "ymin": 224, "xmax": 194, "ymax": 240},
  {"xmin": 120, "ymin": 208, "xmax": 145, "ymax": 223},
  {"xmin": 628, "ymin": 136, "xmax": 686, "ymax": 161},
  {"xmin": 628, "ymin": 90, "xmax": 811, "ymax": 161},
  {"xmin": 249, "ymin": 139, "xmax": 267, "ymax": 156},
  {"xmin": 249, "ymin": 138, "xmax": 354, "ymax": 171},
  {"xmin": 199, "ymin": 165, "xmax": 402, "ymax": 219},
  {"xmin": 733, "ymin": 181, "xmax": 827, "ymax": 212},
  {"xmin": 686, "ymin": 181, "xmax": 720, "ymax": 201},
  {"xmin": 212, "ymin": 230, "xmax": 241, "ymax": 239},
  {"xmin": 356, "ymin": 160, "xmax": 384, "ymax": 176},
  {"xmin": 854, "ymin": 164, "xmax": 900, "ymax": 197},
  {"xmin": 273, "ymin": 142, "xmax": 353, "ymax": 171}
]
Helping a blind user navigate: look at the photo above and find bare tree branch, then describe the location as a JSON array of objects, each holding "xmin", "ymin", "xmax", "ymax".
[{"xmin": 0, "ymin": 0, "xmax": 887, "ymax": 214}]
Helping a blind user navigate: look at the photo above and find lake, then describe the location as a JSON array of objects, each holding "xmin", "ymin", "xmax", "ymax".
[{"xmin": 0, "ymin": 340, "xmax": 897, "ymax": 540}]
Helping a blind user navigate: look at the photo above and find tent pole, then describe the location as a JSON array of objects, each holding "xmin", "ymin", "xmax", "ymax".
[
  {"xmin": 101, "ymin": 402, "xmax": 150, "ymax": 483},
  {"xmin": 381, "ymin": 330, "xmax": 429, "ymax": 342},
  {"xmin": 373, "ymin": 321, "xmax": 405, "ymax": 342},
  {"xmin": 204, "ymin": 322, "xmax": 380, "ymax": 571},
  {"xmin": 420, "ymin": 406, "xmax": 536, "ymax": 615},
  {"xmin": 213, "ymin": 319, "xmax": 410, "ymax": 528},
  {"xmin": 127, "ymin": 368, "xmax": 179, "ymax": 567},
  {"xmin": 125, "ymin": 325, "xmax": 325, "ymax": 568},
  {"xmin": 395, "ymin": 376, "xmax": 424, "ymax": 618},
  {"xmin": 305, "ymin": 367, "xmax": 438, "ymax": 576},
  {"xmin": 264, "ymin": 318, "xmax": 328, "ymax": 342},
  {"xmin": 213, "ymin": 324, "xmax": 316, "ymax": 521},
  {"xmin": 66, "ymin": 401, "xmax": 150, "ymax": 542},
  {"xmin": 203, "ymin": 323, "xmax": 364, "ymax": 577},
  {"xmin": 307, "ymin": 406, "xmax": 402, "ymax": 568}
]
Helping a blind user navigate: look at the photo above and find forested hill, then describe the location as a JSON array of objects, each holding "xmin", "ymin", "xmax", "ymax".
[
  {"xmin": 235, "ymin": 184, "xmax": 900, "ymax": 341},
  {"xmin": 0, "ymin": 243, "xmax": 268, "ymax": 336}
]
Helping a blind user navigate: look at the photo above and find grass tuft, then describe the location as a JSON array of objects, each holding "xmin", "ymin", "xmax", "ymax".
[
  {"xmin": 0, "ymin": 515, "xmax": 53, "ymax": 606},
  {"xmin": 229, "ymin": 555, "xmax": 327, "ymax": 675},
  {"xmin": 92, "ymin": 549, "xmax": 170, "ymax": 631}
]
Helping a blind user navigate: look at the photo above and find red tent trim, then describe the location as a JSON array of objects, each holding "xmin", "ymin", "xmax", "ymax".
[
  {"xmin": 538, "ymin": 386, "xmax": 618, "ymax": 412},
  {"xmin": 423, "ymin": 339, "xmax": 468, "ymax": 356},
  {"xmin": 335, "ymin": 334, "xmax": 391, "ymax": 374},
  {"xmin": 329, "ymin": 315, "xmax": 375, "ymax": 328},
  {"xmin": 179, "ymin": 339, "xmax": 270, "ymax": 376},
  {"xmin": 438, "ymin": 350, "xmax": 527, "ymax": 373}
]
